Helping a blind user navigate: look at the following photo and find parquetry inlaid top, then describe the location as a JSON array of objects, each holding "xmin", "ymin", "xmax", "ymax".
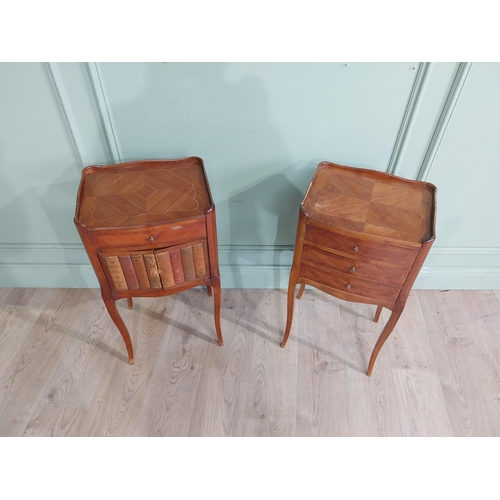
[
  {"xmin": 302, "ymin": 162, "xmax": 436, "ymax": 244},
  {"xmin": 75, "ymin": 158, "xmax": 212, "ymax": 229}
]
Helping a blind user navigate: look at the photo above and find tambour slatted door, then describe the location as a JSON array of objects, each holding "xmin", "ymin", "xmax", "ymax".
[{"xmin": 98, "ymin": 241, "xmax": 210, "ymax": 293}]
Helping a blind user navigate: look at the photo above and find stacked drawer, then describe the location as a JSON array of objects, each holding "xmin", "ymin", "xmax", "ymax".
[{"xmin": 300, "ymin": 224, "xmax": 418, "ymax": 306}]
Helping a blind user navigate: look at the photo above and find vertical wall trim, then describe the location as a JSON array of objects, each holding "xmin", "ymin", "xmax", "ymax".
[
  {"xmin": 46, "ymin": 62, "xmax": 88, "ymax": 166},
  {"xmin": 386, "ymin": 62, "xmax": 430, "ymax": 176},
  {"xmin": 86, "ymin": 62, "xmax": 122, "ymax": 163},
  {"xmin": 416, "ymin": 62, "xmax": 472, "ymax": 181}
]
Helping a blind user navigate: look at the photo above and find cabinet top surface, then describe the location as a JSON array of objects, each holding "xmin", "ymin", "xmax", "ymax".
[
  {"xmin": 75, "ymin": 157, "xmax": 212, "ymax": 229},
  {"xmin": 302, "ymin": 162, "xmax": 436, "ymax": 244}
]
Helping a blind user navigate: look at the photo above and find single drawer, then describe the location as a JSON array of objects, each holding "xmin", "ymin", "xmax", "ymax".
[
  {"xmin": 301, "ymin": 244, "xmax": 409, "ymax": 287},
  {"xmin": 304, "ymin": 224, "xmax": 418, "ymax": 269},
  {"xmin": 89, "ymin": 217, "xmax": 207, "ymax": 251},
  {"xmin": 299, "ymin": 261, "xmax": 401, "ymax": 304}
]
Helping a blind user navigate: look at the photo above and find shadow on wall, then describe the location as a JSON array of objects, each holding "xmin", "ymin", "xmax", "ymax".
[
  {"xmin": 0, "ymin": 62, "xmax": 115, "ymax": 288},
  {"xmin": 99, "ymin": 62, "xmax": 328, "ymax": 286},
  {"xmin": 1, "ymin": 62, "xmax": 342, "ymax": 288},
  {"xmin": 0, "ymin": 163, "xmax": 96, "ymax": 288},
  {"xmin": 40, "ymin": 163, "xmax": 89, "ymax": 286},
  {"xmin": 223, "ymin": 160, "xmax": 319, "ymax": 288}
]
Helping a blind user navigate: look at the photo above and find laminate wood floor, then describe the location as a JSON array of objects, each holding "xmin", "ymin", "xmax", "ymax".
[{"xmin": 1, "ymin": 287, "xmax": 499, "ymax": 436}]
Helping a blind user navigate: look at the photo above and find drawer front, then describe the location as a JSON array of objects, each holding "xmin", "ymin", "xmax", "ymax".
[
  {"xmin": 98, "ymin": 240, "xmax": 210, "ymax": 293},
  {"xmin": 90, "ymin": 218, "xmax": 207, "ymax": 251},
  {"xmin": 301, "ymin": 244, "xmax": 409, "ymax": 287},
  {"xmin": 304, "ymin": 224, "xmax": 417, "ymax": 269},
  {"xmin": 299, "ymin": 261, "xmax": 401, "ymax": 304}
]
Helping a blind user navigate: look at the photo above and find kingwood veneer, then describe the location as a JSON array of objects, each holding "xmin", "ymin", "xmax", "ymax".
[
  {"xmin": 74, "ymin": 157, "xmax": 223, "ymax": 364},
  {"xmin": 281, "ymin": 161, "xmax": 437, "ymax": 375}
]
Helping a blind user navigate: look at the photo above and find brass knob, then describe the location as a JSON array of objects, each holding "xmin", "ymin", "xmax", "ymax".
[
  {"xmin": 345, "ymin": 284, "xmax": 351, "ymax": 290},
  {"xmin": 352, "ymin": 246, "xmax": 358, "ymax": 252},
  {"xmin": 148, "ymin": 236, "xmax": 154, "ymax": 242},
  {"xmin": 349, "ymin": 266, "xmax": 356, "ymax": 273}
]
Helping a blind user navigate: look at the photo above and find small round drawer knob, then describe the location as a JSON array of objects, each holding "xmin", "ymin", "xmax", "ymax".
[
  {"xmin": 345, "ymin": 284, "xmax": 351, "ymax": 290},
  {"xmin": 148, "ymin": 236, "xmax": 155, "ymax": 242},
  {"xmin": 349, "ymin": 266, "xmax": 356, "ymax": 273},
  {"xmin": 352, "ymin": 246, "xmax": 358, "ymax": 252}
]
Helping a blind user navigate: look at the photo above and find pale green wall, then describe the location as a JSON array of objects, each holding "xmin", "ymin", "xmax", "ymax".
[
  {"xmin": 1, "ymin": 62, "xmax": 499, "ymax": 288},
  {"xmin": 99, "ymin": 62, "xmax": 418, "ymax": 246},
  {"xmin": 1, "ymin": 63, "xmax": 81, "ymax": 244},
  {"xmin": 426, "ymin": 63, "xmax": 500, "ymax": 248}
]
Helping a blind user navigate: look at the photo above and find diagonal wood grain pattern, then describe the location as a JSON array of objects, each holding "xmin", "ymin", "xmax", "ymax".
[
  {"xmin": 1, "ymin": 287, "xmax": 500, "ymax": 436},
  {"xmin": 303, "ymin": 164, "xmax": 435, "ymax": 243},
  {"xmin": 77, "ymin": 158, "xmax": 212, "ymax": 228}
]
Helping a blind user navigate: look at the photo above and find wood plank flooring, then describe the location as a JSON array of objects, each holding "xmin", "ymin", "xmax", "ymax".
[{"xmin": 1, "ymin": 287, "xmax": 500, "ymax": 436}]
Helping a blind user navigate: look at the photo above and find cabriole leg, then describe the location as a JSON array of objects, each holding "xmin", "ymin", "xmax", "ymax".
[
  {"xmin": 367, "ymin": 306, "xmax": 404, "ymax": 376},
  {"xmin": 281, "ymin": 276, "xmax": 298, "ymax": 348},
  {"xmin": 103, "ymin": 295, "xmax": 134, "ymax": 364},
  {"xmin": 212, "ymin": 281, "xmax": 223, "ymax": 346}
]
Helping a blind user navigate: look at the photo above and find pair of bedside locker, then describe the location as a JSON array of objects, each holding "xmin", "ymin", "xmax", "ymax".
[{"xmin": 74, "ymin": 157, "xmax": 436, "ymax": 376}]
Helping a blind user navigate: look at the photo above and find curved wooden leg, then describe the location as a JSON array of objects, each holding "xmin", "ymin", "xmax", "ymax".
[
  {"xmin": 366, "ymin": 306, "xmax": 403, "ymax": 376},
  {"xmin": 281, "ymin": 276, "xmax": 298, "ymax": 348},
  {"xmin": 212, "ymin": 281, "xmax": 223, "ymax": 346},
  {"xmin": 297, "ymin": 283, "xmax": 305, "ymax": 299},
  {"xmin": 127, "ymin": 297, "xmax": 133, "ymax": 310},
  {"xmin": 103, "ymin": 295, "xmax": 134, "ymax": 364},
  {"xmin": 374, "ymin": 305, "xmax": 382, "ymax": 323},
  {"xmin": 206, "ymin": 285, "xmax": 213, "ymax": 297}
]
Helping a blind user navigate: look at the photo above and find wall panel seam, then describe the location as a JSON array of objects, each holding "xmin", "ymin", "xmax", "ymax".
[
  {"xmin": 86, "ymin": 62, "xmax": 122, "ymax": 163},
  {"xmin": 386, "ymin": 62, "xmax": 430, "ymax": 177},
  {"xmin": 1, "ymin": 243, "xmax": 500, "ymax": 253},
  {"xmin": 45, "ymin": 62, "xmax": 88, "ymax": 166},
  {"xmin": 416, "ymin": 62, "xmax": 473, "ymax": 181},
  {"xmin": 2, "ymin": 263, "xmax": 500, "ymax": 271},
  {"xmin": 1, "ymin": 263, "xmax": 500, "ymax": 290}
]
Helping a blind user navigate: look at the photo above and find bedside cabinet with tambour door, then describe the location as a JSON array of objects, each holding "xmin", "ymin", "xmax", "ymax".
[
  {"xmin": 281, "ymin": 161, "xmax": 437, "ymax": 376},
  {"xmin": 74, "ymin": 157, "xmax": 223, "ymax": 364}
]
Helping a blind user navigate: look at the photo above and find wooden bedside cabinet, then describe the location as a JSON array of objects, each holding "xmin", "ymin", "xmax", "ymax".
[
  {"xmin": 281, "ymin": 161, "xmax": 437, "ymax": 376},
  {"xmin": 74, "ymin": 157, "xmax": 223, "ymax": 364}
]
